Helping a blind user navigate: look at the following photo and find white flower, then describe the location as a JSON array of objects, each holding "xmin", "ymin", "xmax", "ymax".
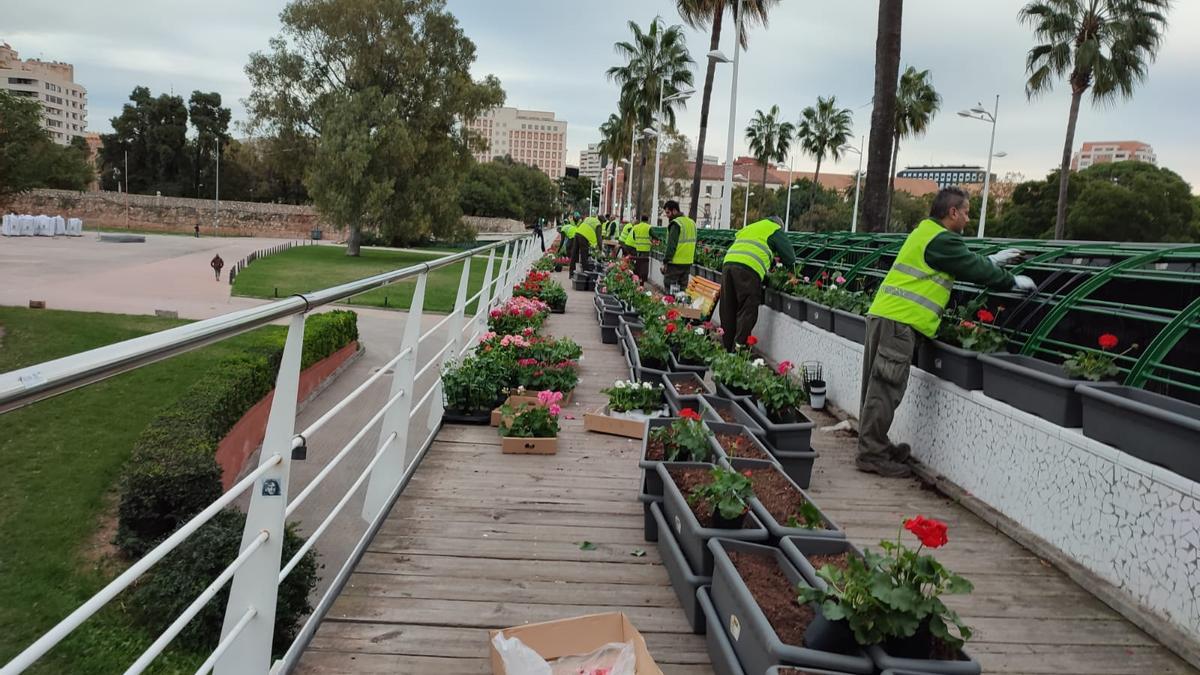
[
  {"xmin": 614, "ymin": 380, "xmax": 626, "ymax": 389},
  {"xmin": 830, "ymin": 284, "xmax": 839, "ymax": 291},
  {"xmin": 803, "ymin": 276, "xmax": 810, "ymax": 283},
  {"xmin": 775, "ymin": 262, "xmax": 783, "ymax": 269},
  {"xmin": 752, "ymin": 358, "xmax": 766, "ymax": 368},
  {"xmin": 694, "ymin": 327, "xmax": 705, "ymax": 335},
  {"xmin": 645, "ymin": 291, "xmax": 653, "ymax": 296},
  {"xmin": 643, "ymin": 382, "xmax": 654, "ymax": 389}
]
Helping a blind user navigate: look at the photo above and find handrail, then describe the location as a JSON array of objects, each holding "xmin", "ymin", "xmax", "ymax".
[{"xmin": 0, "ymin": 237, "xmax": 520, "ymax": 414}]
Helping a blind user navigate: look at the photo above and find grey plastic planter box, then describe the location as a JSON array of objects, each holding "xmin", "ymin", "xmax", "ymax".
[
  {"xmin": 631, "ymin": 348, "xmax": 671, "ymax": 384},
  {"xmin": 781, "ymin": 293, "xmax": 807, "ymax": 322},
  {"xmin": 598, "ymin": 306, "xmax": 621, "ymax": 345},
  {"xmin": 638, "ymin": 470, "xmax": 661, "ymax": 542},
  {"xmin": 741, "ymin": 401, "xmax": 818, "ymax": 488},
  {"xmin": 867, "ymin": 642, "xmax": 981, "ymax": 675},
  {"xmin": 662, "ymin": 372, "xmax": 709, "ymax": 415},
  {"xmin": 639, "ymin": 417, "xmax": 678, "ymax": 501},
  {"xmin": 832, "ymin": 310, "xmax": 867, "ymax": 344},
  {"xmin": 657, "ymin": 462, "xmax": 770, "ymax": 576},
  {"xmin": 650, "ymin": 502, "xmax": 709, "ymax": 634},
  {"xmin": 918, "ymin": 341, "xmax": 984, "ymax": 391},
  {"xmin": 805, "ymin": 301, "xmax": 834, "ymax": 331},
  {"xmin": 780, "ymin": 536, "xmax": 865, "ymax": 590},
  {"xmin": 699, "ymin": 394, "xmax": 766, "ymax": 439},
  {"xmin": 764, "ymin": 288, "xmax": 783, "ymax": 310},
  {"xmin": 707, "ymin": 421, "xmax": 777, "ymax": 468},
  {"xmin": 979, "ymin": 353, "xmax": 1084, "ymax": 427},
  {"xmin": 697, "ymin": 586, "xmax": 746, "ymax": 675},
  {"xmin": 707, "ymin": 539, "xmax": 874, "ymax": 675},
  {"xmin": 727, "ymin": 459, "xmax": 844, "ymax": 543},
  {"xmin": 670, "ymin": 351, "xmax": 710, "ymax": 377},
  {"xmin": 715, "ymin": 380, "xmax": 756, "ymax": 406},
  {"xmin": 1078, "ymin": 383, "xmax": 1200, "ymax": 483}
]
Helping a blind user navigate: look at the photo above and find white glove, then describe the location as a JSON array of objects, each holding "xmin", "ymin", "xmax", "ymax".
[
  {"xmin": 988, "ymin": 248, "xmax": 1023, "ymax": 266},
  {"xmin": 1012, "ymin": 275, "xmax": 1037, "ymax": 293}
]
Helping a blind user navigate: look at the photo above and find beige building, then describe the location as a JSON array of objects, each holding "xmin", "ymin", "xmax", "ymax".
[
  {"xmin": 465, "ymin": 106, "xmax": 567, "ymax": 179},
  {"xmin": 0, "ymin": 42, "xmax": 88, "ymax": 145},
  {"xmin": 579, "ymin": 143, "xmax": 602, "ymax": 183},
  {"xmin": 1071, "ymin": 140, "xmax": 1156, "ymax": 171}
]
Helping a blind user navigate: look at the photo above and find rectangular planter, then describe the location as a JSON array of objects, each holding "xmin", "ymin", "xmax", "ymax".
[
  {"xmin": 740, "ymin": 401, "xmax": 818, "ymax": 488},
  {"xmin": 651, "ymin": 501, "xmax": 709, "ymax": 634},
  {"xmin": 707, "ymin": 539, "xmax": 874, "ymax": 675},
  {"xmin": 764, "ymin": 288, "xmax": 783, "ymax": 311},
  {"xmin": 662, "ymin": 372, "xmax": 710, "ymax": 415},
  {"xmin": 831, "ymin": 309, "xmax": 867, "ymax": 345},
  {"xmin": 1078, "ymin": 383, "xmax": 1200, "ymax": 483},
  {"xmin": 500, "ymin": 436, "xmax": 557, "ymax": 455},
  {"xmin": 805, "ymin": 301, "xmax": 834, "ymax": 331},
  {"xmin": 727, "ymin": 458, "xmax": 844, "ymax": 543},
  {"xmin": 657, "ymin": 461, "xmax": 770, "ymax": 576},
  {"xmin": 638, "ymin": 470, "xmax": 661, "ymax": 543},
  {"xmin": 780, "ymin": 293, "xmax": 807, "ymax": 323},
  {"xmin": 698, "ymin": 586, "xmax": 746, "ymax": 675},
  {"xmin": 638, "ymin": 417, "xmax": 677, "ymax": 499},
  {"xmin": 918, "ymin": 340, "xmax": 984, "ymax": 391},
  {"xmin": 779, "ymin": 536, "xmax": 865, "ymax": 591},
  {"xmin": 698, "ymin": 394, "xmax": 766, "ymax": 439},
  {"xmin": 669, "ymin": 351, "xmax": 710, "ymax": 377},
  {"xmin": 706, "ymin": 420, "xmax": 777, "ymax": 468},
  {"xmin": 979, "ymin": 353, "xmax": 1084, "ymax": 427},
  {"xmin": 715, "ymin": 380, "xmax": 756, "ymax": 407}
]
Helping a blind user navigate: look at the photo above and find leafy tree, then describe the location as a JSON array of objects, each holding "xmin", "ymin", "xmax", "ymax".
[
  {"xmin": 245, "ymin": 0, "xmax": 504, "ymax": 254},
  {"xmin": 559, "ymin": 175, "xmax": 595, "ymax": 216},
  {"xmin": 459, "ymin": 161, "xmax": 524, "ymax": 219},
  {"xmin": 1019, "ymin": 0, "xmax": 1171, "ymax": 239},
  {"xmin": 187, "ymin": 91, "xmax": 231, "ymax": 198},
  {"xmin": 888, "ymin": 66, "xmax": 940, "ymax": 225},
  {"xmin": 795, "ymin": 95, "xmax": 853, "ymax": 209},
  {"xmin": 862, "ymin": 0, "xmax": 904, "ymax": 232},
  {"xmin": 745, "ymin": 104, "xmax": 793, "ymax": 192},
  {"xmin": 0, "ymin": 91, "xmax": 93, "ymax": 204},
  {"xmin": 597, "ymin": 111, "xmax": 632, "ymax": 217},
  {"xmin": 99, "ymin": 86, "xmax": 190, "ymax": 195},
  {"xmin": 675, "ymin": 0, "xmax": 779, "ymax": 220}
]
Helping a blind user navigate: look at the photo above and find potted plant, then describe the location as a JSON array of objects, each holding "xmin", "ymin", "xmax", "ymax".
[
  {"xmin": 798, "ymin": 516, "xmax": 980, "ymax": 674},
  {"xmin": 441, "ymin": 355, "xmax": 506, "ymax": 424},
  {"xmin": 779, "ymin": 535, "xmax": 867, "ymax": 592},
  {"xmin": 800, "ymin": 275, "xmax": 836, "ymax": 331},
  {"xmin": 764, "ymin": 262, "xmax": 791, "ymax": 310},
  {"xmin": 602, "ymin": 379, "xmax": 667, "ymax": 420},
  {"xmin": 707, "ymin": 538, "xmax": 875, "ymax": 675},
  {"xmin": 657, "ymin": 462, "xmax": 770, "ymax": 576},
  {"xmin": 779, "ymin": 276, "xmax": 808, "ymax": 323},
  {"xmin": 630, "ymin": 324, "xmax": 672, "ymax": 383},
  {"xmin": 744, "ymin": 360, "xmax": 815, "ymax": 443},
  {"xmin": 498, "ymin": 390, "xmax": 564, "ymax": 454},
  {"xmin": 666, "ymin": 317, "xmax": 719, "ymax": 375},
  {"xmin": 553, "ymin": 255, "xmax": 570, "ymax": 272},
  {"xmin": 639, "ymin": 409, "xmax": 714, "ymax": 500},
  {"xmin": 726, "ymin": 459, "xmax": 842, "ymax": 542},
  {"xmin": 1077, "ymin": 382, "xmax": 1200, "ymax": 484},
  {"xmin": 539, "ymin": 280, "xmax": 568, "ymax": 313},
  {"xmin": 711, "ymin": 345, "xmax": 762, "ymax": 402},
  {"xmin": 661, "ymin": 371, "xmax": 711, "ymax": 415},
  {"xmin": 487, "ymin": 297, "xmax": 550, "ymax": 336},
  {"xmin": 824, "ymin": 280, "xmax": 871, "ymax": 345},
  {"xmin": 513, "ymin": 357, "xmax": 579, "ymax": 398},
  {"xmin": 919, "ymin": 307, "xmax": 1005, "ymax": 391}
]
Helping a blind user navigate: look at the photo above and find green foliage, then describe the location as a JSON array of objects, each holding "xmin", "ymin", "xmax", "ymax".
[
  {"xmin": 746, "ymin": 105, "xmax": 794, "ymax": 191},
  {"xmin": 1062, "ymin": 349, "xmax": 1121, "ymax": 381},
  {"xmin": 667, "ymin": 322, "xmax": 721, "ymax": 365},
  {"xmin": 795, "ymin": 95, "xmax": 853, "ymax": 193},
  {"xmin": 130, "ymin": 509, "xmax": 317, "ymax": 656},
  {"xmin": 636, "ymin": 324, "xmax": 672, "ymax": 366},
  {"xmin": 650, "ymin": 415, "xmax": 712, "ymax": 462},
  {"xmin": 513, "ymin": 359, "xmax": 579, "ymax": 393},
  {"xmin": 100, "ymin": 86, "xmax": 190, "ymax": 195},
  {"xmin": 460, "ymin": 157, "xmax": 557, "ymax": 222},
  {"xmin": 0, "ymin": 91, "xmax": 94, "ymax": 204},
  {"xmin": 602, "ymin": 380, "xmax": 664, "ymax": 413},
  {"xmin": 785, "ymin": 500, "xmax": 825, "ymax": 530},
  {"xmin": 753, "ymin": 368, "xmax": 808, "ymax": 417},
  {"xmin": 710, "ymin": 348, "xmax": 761, "ymax": 393},
  {"xmin": 688, "ymin": 466, "xmax": 753, "ymax": 520},
  {"xmin": 442, "ymin": 355, "xmax": 508, "ymax": 412},
  {"xmin": 936, "ymin": 303, "xmax": 1006, "ymax": 354},
  {"xmin": 499, "ymin": 398, "xmax": 562, "ymax": 438}
]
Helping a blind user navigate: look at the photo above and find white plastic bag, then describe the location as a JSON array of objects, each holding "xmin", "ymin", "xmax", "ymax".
[{"xmin": 491, "ymin": 633, "xmax": 636, "ymax": 675}]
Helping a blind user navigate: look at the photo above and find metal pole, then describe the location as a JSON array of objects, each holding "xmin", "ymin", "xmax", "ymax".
[
  {"xmin": 720, "ymin": 0, "xmax": 743, "ymax": 229},
  {"xmin": 741, "ymin": 177, "xmax": 750, "ymax": 228},
  {"xmin": 978, "ymin": 94, "xmax": 999, "ymax": 239},
  {"xmin": 651, "ymin": 76, "xmax": 665, "ymax": 227},
  {"xmin": 215, "ymin": 137, "xmax": 220, "ymax": 233},
  {"xmin": 783, "ymin": 150, "xmax": 794, "ymax": 231},
  {"xmin": 624, "ymin": 132, "xmax": 635, "ymax": 222},
  {"xmin": 851, "ymin": 136, "xmax": 864, "ymax": 233},
  {"xmin": 124, "ymin": 150, "xmax": 129, "ymax": 228}
]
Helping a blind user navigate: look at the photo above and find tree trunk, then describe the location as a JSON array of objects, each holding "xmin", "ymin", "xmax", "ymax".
[
  {"xmin": 885, "ymin": 133, "xmax": 900, "ymax": 231},
  {"xmin": 346, "ymin": 225, "xmax": 362, "ymax": 257},
  {"xmin": 689, "ymin": 9, "xmax": 723, "ymax": 222},
  {"xmin": 635, "ymin": 140, "xmax": 648, "ymax": 220},
  {"xmin": 862, "ymin": 0, "xmax": 904, "ymax": 233},
  {"xmin": 1054, "ymin": 88, "xmax": 1084, "ymax": 240},
  {"xmin": 761, "ymin": 162, "xmax": 769, "ymax": 194},
  {"xmin": 810, "ymin": 155, "xmax": 823, "ymax": 210}
]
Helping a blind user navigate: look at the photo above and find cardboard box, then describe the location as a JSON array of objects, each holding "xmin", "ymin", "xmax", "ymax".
[
  {"xmin": 675, "ymin": 306, "xmax": 706, "ymax": 320},
  {"xmin": 583, "ymin": 407, "xmax": 650, "ymax": 439},
  {"xmin": 491, "ymin": 391, "xmax": 573, "ymax": 426},
  {"xmin": 489, "ymin": 612, "xmax": 662, "ymax": 674},
  {"xmin": 500, "ymin": 436, "xmax": 558, "ymax": 455}
]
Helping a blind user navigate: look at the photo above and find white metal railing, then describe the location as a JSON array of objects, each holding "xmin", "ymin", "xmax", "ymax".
[{"xmin": 0, "ymin": 235, "xmax": 539, "ymax": 674}]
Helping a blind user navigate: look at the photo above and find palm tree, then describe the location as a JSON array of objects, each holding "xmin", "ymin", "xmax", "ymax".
[
  {"xmin": 1019, "ymin": 0, "xmax": 1170, "ymax": 239},
  {"xmin": 597, "ymin": 110, "xmax": 633, "ymax": 217},
  {"xmin": 795, "ymin": 95, "xmax": 853, "ymax": 208},
  {"xmin": 675, "ymin": 0, "xmax": 781, "ymax": 220},
  {"xmin": 861, "ymin": 0, "xmax": 904, "ymax": 233},
  {"xmin": 745, "ymin": 105, "xmax": 794, "ymax": 193},
  {"xmin": 607, "ymin": 17, "xmax": 695, "ymax": 217},
  {"xmin": 886, "ymin": 66, "xmax": 940, "ymax": 228}
]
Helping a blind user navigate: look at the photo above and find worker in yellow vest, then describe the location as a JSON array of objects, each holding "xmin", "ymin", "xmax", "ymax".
[
  {"xmin": 619, "ymin": 221, "xmax": 636, "ymax": 257},
  {"xmin": 719, "ymin": 216, "xmax": 795, "ymax": 351},
  {"xmin": 857, "ymin": 186, "xmax": 1035, "ymax": 477},
  {"xmin": 659, "ymin": 200, "xmax": 697, "ymax": 293},
  {"xmin": 629, "ymin": 215, "xmax": 653, "ymax": 281},
  {"xmin": 572, "ymin": 216, "xmax": 599, "ymax": 275},
  {"xmin": 559, "ymin": 217, "xmax": 577, "ymax": 257}
]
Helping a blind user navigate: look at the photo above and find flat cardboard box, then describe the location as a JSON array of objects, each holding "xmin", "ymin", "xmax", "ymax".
[
  {"xmin": 491, "ymin": 391, "xmax": 574, "ymax": 426},
  {"xmin": 500, "ymin": 436, "xmax": 558, "ymax": 455},
  {"xmin": 583, "ymin": 407, "xmax": 650, "ymax": 439},
  {"xmin": 489, "ymin": 612, "xmax": 662, "ymax": 674}
]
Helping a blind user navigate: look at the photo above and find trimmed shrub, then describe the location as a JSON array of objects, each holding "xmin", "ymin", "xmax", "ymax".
[{"xmin": 131, "ymin": 509, "xmax": 318, "ymax": 656}]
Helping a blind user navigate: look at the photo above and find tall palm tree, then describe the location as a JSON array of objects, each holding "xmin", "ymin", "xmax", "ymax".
[
  {"xmin": 1019, "ymin": 0, "xmax": 1170, "ymax": 239},
  {"xmin": 886, "ymin": 66, "xmax": 940, "ymax": 227},
  {"xmin": 607, "ymin": 17, "xmax": 695, "ymax": 218},
  {"xmin": 745, "ymin": 105, "xmax": 794, "ymax": 193},
  {"xmin": 598, "ymin": 110, "xmax": 633, "ymax": 217},
  {"xmin": 676, "ymin": 0, "xmax": 781, "ymax": 220},
  {"xmin": 795, "ymin": 95, "xmax": 853, "ymax": 208},
  {"xmin": 861, "ymin": 0, "xmax": 904, "ymax": 233}
]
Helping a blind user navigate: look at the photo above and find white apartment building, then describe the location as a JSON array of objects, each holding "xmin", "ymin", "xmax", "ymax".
[
  {"xmin": 0, "ymin": 42, "xmax": 88, "ymax": 144},
  {"xmin": 465, "ymin": 106, "xmax": 568, "ymax": 179},
  {"xmin": 579, "ymin": 144, "xmax": 602, "ymax": 183},
  {"xmin": 1071, "ymin": 141, "xmax": 1157, "ymax": 171}
]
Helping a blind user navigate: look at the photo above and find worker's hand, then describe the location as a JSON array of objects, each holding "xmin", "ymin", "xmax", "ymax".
[
  {"xmin": 988, "ymin": 248, "xmax": 1024, "ymax": 266},
  {"xmin": 1012, "ymin": 275, "xmax": 1037, "ymax": 293}
]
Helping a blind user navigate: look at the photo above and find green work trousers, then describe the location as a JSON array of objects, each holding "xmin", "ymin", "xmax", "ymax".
[
  {"xmin": 857, "ymin": 316, "xmax": 918, "ymax": 462},
  {"xmin": 718, "ymin": 263, "xmax": 762, "ymax": 351}
]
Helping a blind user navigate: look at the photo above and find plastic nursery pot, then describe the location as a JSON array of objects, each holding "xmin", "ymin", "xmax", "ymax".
[
  {"xmin": 706, "ymin": 420, "xmax": 777, "ymax": 467},
  {"xmin": 979, "ymin": 352, "xmax": 1085, "ymax": 427},
  {"xmin": 831, "ymin": 309, "xmax": 867, "ymax": 344},
  {"xmin": 764, "ymin": 288, "xmax": 783, "ymax": 310},
  {"xmin": 656, "ymin": 461, "xmax": 770, "ymax": 577},
  {"xmin": 780, "ymin": 292, "xmax": 807, "ymax": 322},
  {"xmin": 805, "ymin": 300, "xmax": 834, "ymax": 331},
  {"xmin": 778, "ymin": 535, "xmax": 865, "ymax": 591},
  {"xmin": 669, "ymin": 350, "xmax": 710, "ymax": 377},
  {"xmin": 715, "ymin": 380, "xmax": 756, "ymax": 406},
  {"xmin": 918, "ymin": 340, "xmax": 984, "ymax": 391},
  {"xmin": 638, "ymin": 469, "xmax": 661, "ymax": 543},
  {"xmin": 638, "ymin": 417, "xmax": 678, "ymax": 500},
  {"xmin": 742, "ymin": 401, "xmax": 816, "ymax": 459},
  {"xmin": 697, "ymin": 586, "xmax": 746, "ymax": 675}
]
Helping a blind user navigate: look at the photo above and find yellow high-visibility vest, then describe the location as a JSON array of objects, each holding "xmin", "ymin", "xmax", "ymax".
[{"xmin": 867, "ymin": 218, "xmax": 955, "ymax": 338}]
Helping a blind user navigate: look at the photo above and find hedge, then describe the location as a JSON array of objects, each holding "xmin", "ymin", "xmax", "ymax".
[{"xmin": 116, "ymin": 309, "xmax": 359, "ymax": 557}]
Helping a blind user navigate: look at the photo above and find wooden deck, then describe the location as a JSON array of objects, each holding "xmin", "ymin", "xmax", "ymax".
[{"xmin": 297, "ymin": 278, "xmax": 1197, "ymax": 675}]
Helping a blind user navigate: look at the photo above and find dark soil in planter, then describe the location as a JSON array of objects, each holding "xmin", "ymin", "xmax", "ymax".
[
  {"xmin": 749, "ymin": 469, "xmax": 833, "ymax": 531},
  {"xmin": 711, "ymin": 400, "xmax": 745, "ymax": 424},
  {"xmin": 674, "ymin": 380, "xmax": 707, "ymax": 395},
  {"xmin": 715, "ymin": 431, "xmax": 772, "ymax": 461},
  {"xmin": 769, "ymin": 406, "xmax": 806, "ymax": 424},
  {"xmin": 642, "ymin": 357, "xmax": 668, "ymax": 371},
  {"xmin": 728, "ymin": 550, "xmax": 815, "ymax": 647},
  {"xmin": 808, "ymin": 553, "xmax": 851, "ymax": 573},
  {"xmin": 884, "ymin": 629, "xmax": 963, "ymax": 662},
  {"xmin": 646, "ymin": 437, "xmax": 709, "ymax": 463},
  {"xmin": 668, "ymin": 467, "xmax": 755, "ymax": 529}
]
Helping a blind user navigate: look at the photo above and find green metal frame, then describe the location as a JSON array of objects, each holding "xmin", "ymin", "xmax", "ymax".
[{"xmin": 1125, "ymin": 293, "xmax": 1200, "ymax": 389}]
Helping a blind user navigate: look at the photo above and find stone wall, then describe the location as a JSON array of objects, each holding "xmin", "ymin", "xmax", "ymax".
[
  {"xmin": 7, "ymin": 189, "xmax": 343, "ymax": 239},
  {"xmin": 462, "ymin": 215, "xmax": 527, "ymax": 234}
]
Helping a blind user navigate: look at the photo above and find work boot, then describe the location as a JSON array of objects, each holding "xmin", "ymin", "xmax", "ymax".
[
  {"xmin": 887, "ymin": 442, "xmax": 912, "ymax": 462},
  {"xmin": 855, "ymin": 456, "xmax": 912, "ymax": 478}
]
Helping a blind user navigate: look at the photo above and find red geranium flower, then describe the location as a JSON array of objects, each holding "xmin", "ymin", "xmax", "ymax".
[
  {"xmin": 662, "ymin": 295, "xmax": 675, "ymax": 305},
  {"xmin": 666, "ymin": 309, "xmax": 681, "ymax": 321},
  {"xmin": 679, "ymin": 408, "xmax": 702, "ymax": 421},
  {"xmin": 777, "ymin": 360, "xmax": 793, "ymax": 375},
  {"xmin": 665, "ymin": 322, "xmax": 677, "ymax": 334},
  {"xmin": 903, "ymin": 515, "xmax": 949, "ymax": 549},
  {"xmin": 960, "ymin": 320, "xmax": 976, "ymax": 329},
  {"xmin": 742, "ymin": 470, "xmax": 753, "ymax": 477},
  {"xmin": 746, "ymin": 335, "xmax": 759, "ymax": 346},
  {"xmin": 976, "ymin": 309, "xmax": 995, "ymax": 323},
  {"xmin": 524, "ymin": 308, "xmax": 535, "ymax": 318},
  {"xmin": 1098, "ymin": 333, "xmax": 1119, "ymax": 350}
]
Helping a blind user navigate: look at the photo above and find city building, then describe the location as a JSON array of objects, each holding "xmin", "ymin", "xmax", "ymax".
[
  {"xmin": 897, "ymin": 165, "xmax": 991, "ymax": 189},
  {"xmin": 579, "ymin": 144, "xmax": 602, "ymax": 183},
  {"xmin": 1072, "ymin": 140, "xmax": 1156, "ymax": 171},
  {"xmin": 464, "ymin": 106, "xmax": 567, "ymax": 179},
  {"xmin": 0, "ymin": 42, "xmax": 88, "ymax": 145}
]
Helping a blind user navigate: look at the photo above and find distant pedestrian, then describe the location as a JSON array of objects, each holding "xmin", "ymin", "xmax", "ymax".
[
  {"xmin": 194, "ymin": 223, "xmax": 200, "ymax": 238},
  {"xmin": 533, "ymin": 218, "xmax": 545, "ymax": 252},
  {"xmin": 211, "ymin": 254, "xmax": 224, "ymax": 281}
]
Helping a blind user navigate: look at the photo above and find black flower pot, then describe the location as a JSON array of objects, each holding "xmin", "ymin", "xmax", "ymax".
[
  {"xmin": 441, "ymin": 408, "xmax": 493, "ymax": 425},
  {"xmin": 831, "ymin": 309, "xmax": 866, "ymax": 344},
  {"xmin": 1077, "ymin": 383, "xmax": 1200, "ymax": 483},
  {"xmin": 698, "ymin": 394, "xmax": 766, "ymax": 439},
  {"xmin": 657, "ymin": 462, "xmax": 769, "ymax": 576},
  {"xmin": 741, "ymin": 402, "xmax": 818, "ymax": 488},
  {"xmin": 781, "ymin": 293, "xmax": 807, "ymax": 322},
  {"xmin": 661, "ymin": 372, "xmax": 709, "ymax": 415},
  {"xmin": 978, "ymin": 353, "xmax": 1083, "ymax": 427},
  {"xmin": 764, "ymin": 288, "xmax": 783, "ymax": 310},
  {"xmin": 918, "ymin": 340, "xmax": 984, "ymax": 390},
  {"xmin": 710, "ymin": 508, "xmax": 748, "ymax": 530},
  {"xmin": 805, "ymin": 300, "xmax": 834, "ymax": 331},
  {"xmin": 669, "ymin": 351, "xmax": 709, "ymax": 377},
  {"xmin": 651, "ymin": 502, "xmax": 710, "ymax": 633}
]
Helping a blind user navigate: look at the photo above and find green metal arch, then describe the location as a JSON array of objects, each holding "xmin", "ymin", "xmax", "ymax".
[
  {"xmin": 845, "ymin": 239, "xmax": 904, "ymax": 283},
  {"xmin": 1125, "ymin": 293, "xmax": 1200, "ymax": 387},
  {"xmin": 1020, "ymin": 246, "xmax": 1200, "ymax": 356}
]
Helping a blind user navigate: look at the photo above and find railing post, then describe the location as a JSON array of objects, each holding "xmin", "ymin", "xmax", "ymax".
[
  {"xmin": 215, "ymin": 313, "xmax": 306, "ymax": 675},
  {"xmin": 472, "ymin": 250, "xmax": 496, "ymax": 346},
  {"xmin": 362, "ymin": 272, "xmax": 427, "ymax": 521},
  {"xmin": 494, "ymin": 243, "xmax": 511, "ymax": 303},
  {"xmin": 427, "ymin": 257, "xmax": 472, "ymax": 434}
]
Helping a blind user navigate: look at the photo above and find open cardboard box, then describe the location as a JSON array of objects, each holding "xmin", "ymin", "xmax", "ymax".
[
  {"xmin": 489, "ymin": 612, "xmax": 662, "ymax": 674},
  {"xmin": 583, "ymin": 406, "xmax": 650, "ymax": 439},
  {"xmin": 491, "ymin": 391, "xmax": 574, "ymax": 426}
]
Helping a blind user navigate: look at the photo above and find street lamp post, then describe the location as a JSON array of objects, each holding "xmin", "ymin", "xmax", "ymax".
[
  {"xmin": 958, "ymin": 95, "xmax": 999, "ymax": 238},
  {"xmin": 782, "ymin": 147, "xmax": 795, "ymax": 231},
  {"xmin": 650, "ymin": 81, "xmax": 695, "ymax": 227},
  {"xmin": 708, "ymin": 0, "xmax": 742, "ymax": 229},
  {"xmin": 214, "ymin": 138, "xmax": 220, "ymax": 233},
  {"xmin": 840, "ymin": 136, "xmax": 864, "ymax": 233}
]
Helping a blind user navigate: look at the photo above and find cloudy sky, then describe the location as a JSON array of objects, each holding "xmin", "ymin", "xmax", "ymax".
[{"xmin": 5, "ymin": 0, "xmax": 1198, "ymax": 187}]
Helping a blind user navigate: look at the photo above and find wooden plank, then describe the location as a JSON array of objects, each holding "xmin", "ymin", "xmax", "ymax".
[
  {"xmin": 367, "ymin": 533, "xmax": 660, "ymax": 564},
  {"xmin": 354, "ymin": 553, "xmax": 673, "ymax": 585},
  {"xmin": 385, "ymin": 503, "xmax": 646, "ymax": 530},
  {"xmin": 338, "ymin": 573, "xmax": 679, "ymax": 606},
  {"xmin": 297, "ymin": 651, "xmax": 713, "ymax": 675},
  {"xmin": 376, "ymin": 519, "xmax": 655, "ymax": 546}
]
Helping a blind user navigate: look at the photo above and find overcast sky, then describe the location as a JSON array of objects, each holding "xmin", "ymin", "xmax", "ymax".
[{"xmin": 5, "ymin": 0, "xmax": 1198, "ymax": 188}]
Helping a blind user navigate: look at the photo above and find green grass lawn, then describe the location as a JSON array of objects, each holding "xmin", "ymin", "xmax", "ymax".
[
  {"xmin": 0, "ymin": 308, "xmax": 284, "ymax": 673},
  {"xmin": 230, "ymin": 245, "xmax": 491, "ymax": 314}
]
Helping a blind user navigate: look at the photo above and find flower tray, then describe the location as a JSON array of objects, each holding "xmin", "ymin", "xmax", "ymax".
[
  {"xmin": 831, "ymin": 309, "xmax": 867, "ymax": 344},
  {"xmin": 583, "ymin": 406, "xmax": 666, "ymax": 439},
  {"xmin": 657, "ymin": 462, "xmax": 770, "ymax": 577},
  {"xmin": 490, "ymin": 391, "xmax": 572, "ymax": 427},
  {"xmin": 651, "ymin": 501, "xmax": 710, "ymax": 634},
  {"xmin": 1078, "ymin": 383, "xmax": 1200, "ymax": 484},
  {"xmin": 764, "ymin": 288, "xmax": 783, "ymax": 311},
  {"xmin": 804, "ymin": 300, "xmax": 834, "ymax": 331},
  {"xmin": 780, "ymin": 292, "xmax": 806, "ymax": 322},
  {"xmin": 979, "ymin": 353, "xmax": 1083, "ymax": 427},
  {"xmin": 500, "ymin": 436, "xmax": 558, "ymax": 455},
  {"xmin": 706, "ymin": 420, "xmax": 777, "ymax": 468},
  {"xmin": 918, "ymin": 340, "xmax": 983, "ymax": 391},
  {"xmin": 441, "ymin": 407, "xmax": 493, "ymax": 425}
]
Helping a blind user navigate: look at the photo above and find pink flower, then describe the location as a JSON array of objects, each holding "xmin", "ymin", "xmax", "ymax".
[
  {"xmin": 662, "ymin": 296, "xmax": 675, "ymax": 305},
  {"xmin": 836, "ymin": 276, "xmax": 847, "ymax": 284},
  {"xmin": 524, "ymin": 308, "xmax": 535, "ymax": 318},
  {"xmin": 778, "ymin": 360, "xmax": 793, "ymax": 374},
  {"xmin": 510, "ymin": 308, "xmax": 520, "ymax": 316},
  {"xmin": 482, "ymin": 331, "xmax": 497, "ymax": 340},
  {"xmin": 522, "ymin": 327, "xmax": 534, "ymax": 336},
  {"xmin": 716, "ymin": 327, "xmax": 725, "ymax": 336},
  {"xmin": 490, "ymin": 309, "xmax": 501, "ymax": 318},
  {"xmin": 549, "ymin": 403, "xmax": 562, "ymax": 416},
  {"xmin": 518, "ymin": 358, "xmax": 538, "ymax": 366},
  {"xmin": 537, "ymin": 390, "xmax": 564, "ymax": 405}
]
